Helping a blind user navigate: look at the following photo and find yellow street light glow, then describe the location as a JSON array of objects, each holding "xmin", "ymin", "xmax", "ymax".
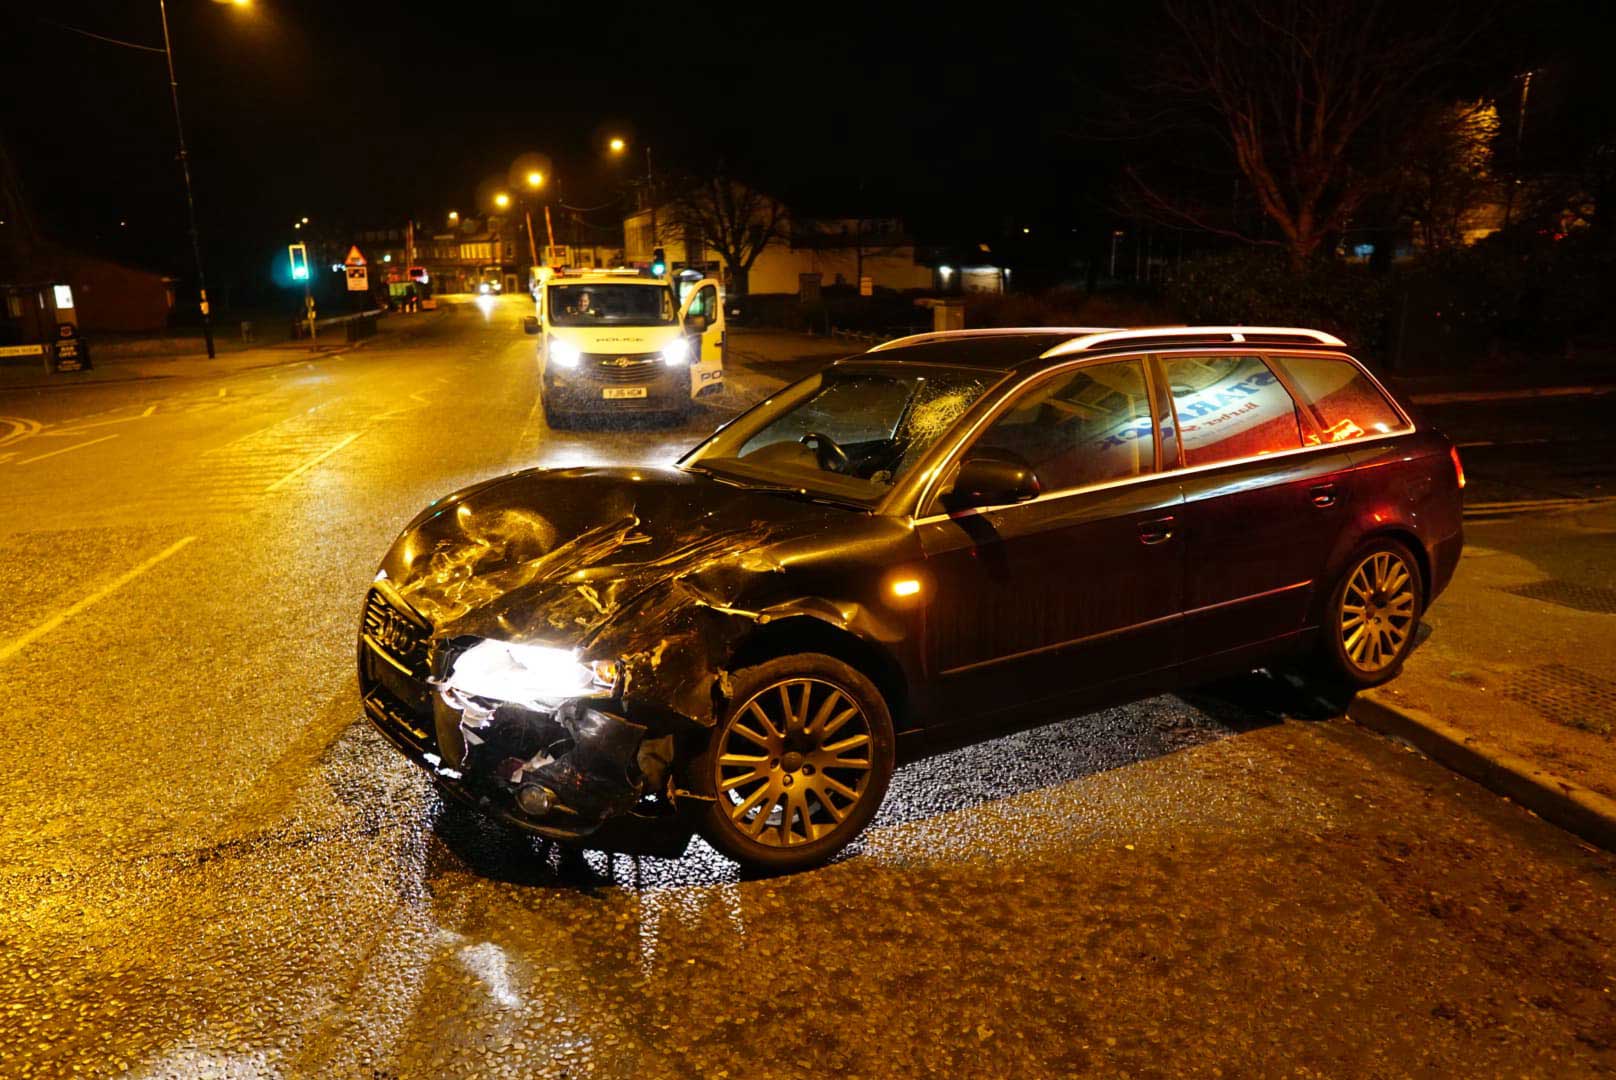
[
  {"xmin": 448, "ymin": 210, "xmax": 459, "ymax": 222},
  {"xmin": 526, "ymin": 170, "xmax": 545, "ymax": 188},
  {"xmin": 494, "ymin": 193, "xmax": 511, "ymax": 209},
  {"xmin": 891, "ymin": 578, "xmax": 922, "ymax": 598},
  {"xmin": 609, "ymin": 137, "xmax": 626, "ymax": 153},
  {"xmin": 301, "ymin": 217, "xmax": 309, "ymax": 224}
]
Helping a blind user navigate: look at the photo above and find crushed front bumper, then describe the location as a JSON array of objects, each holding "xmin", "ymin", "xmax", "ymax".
[{"xmin": 358, "ymin": 586, "xmax": 694, "ymax": 856}]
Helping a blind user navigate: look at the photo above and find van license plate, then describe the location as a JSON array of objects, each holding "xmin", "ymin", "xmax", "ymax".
[{"xmin": 602, "ymin": 387, "xmax": 648, "ymax": 399}]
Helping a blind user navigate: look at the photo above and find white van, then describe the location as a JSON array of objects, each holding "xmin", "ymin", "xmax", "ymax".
[{"xmin": 522, "ymin": 268, "xmax": 725, "ymax": 427}]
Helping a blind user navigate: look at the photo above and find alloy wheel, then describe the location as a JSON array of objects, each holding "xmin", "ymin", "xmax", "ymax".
[
  {"xmin": 713, "ymin": 678, "xmax": 875, "ymax": 848},
  {"xmin": 1339, "ymin": 550, "xmax": 1417, "ymax": 673}
]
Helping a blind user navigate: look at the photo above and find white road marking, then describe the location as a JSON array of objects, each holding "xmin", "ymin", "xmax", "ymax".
[
  {"xmin": 0, "ymin": 536, "xmax": 198, "ymax": 665},
  {"xmin": 16, "ymin": 433, "xmax": 119, "ymax": 464},
  {"xmin": 264, "ymin": 431, "xmax": 363, "ymax": 492},
  {"xmin": 142, "ymin": 404, "xmax": 157, "ymax": 417}
]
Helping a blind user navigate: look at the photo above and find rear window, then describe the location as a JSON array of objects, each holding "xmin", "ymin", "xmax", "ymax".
[
  {"xmin": 1161, "ymin": 355, "xmax": 1305, "ymax": 467},
  {"xmin": 1268, "ymin": 355, "xmax": 1410, "ymax": 443}
]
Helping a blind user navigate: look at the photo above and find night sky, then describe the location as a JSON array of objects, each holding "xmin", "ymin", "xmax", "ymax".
[
  {"xmin": 1, "ymin": 1, "xmax": 1594, "ymax": 296},
  {"xmin": 3, "ymin": 2, "xmax": 1138, "ymax": 288}
]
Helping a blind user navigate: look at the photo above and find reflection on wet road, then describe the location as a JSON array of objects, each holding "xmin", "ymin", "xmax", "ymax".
[{"xmin": 2, "ymin": 300, "xmax": 1613, "ymax": 1077}]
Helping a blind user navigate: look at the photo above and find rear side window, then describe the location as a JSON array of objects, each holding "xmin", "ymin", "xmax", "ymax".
[
  {"xmin": 970, "ymin": 359, "xmax": 1155, "ymax": 493},
  {"xmin": 1161, "ymin": 355, "xmax": 1304, "ymax": 467},
  {"xmin": 1268, "ymin": 354, "xmax": 1410, "ymax": 442}
]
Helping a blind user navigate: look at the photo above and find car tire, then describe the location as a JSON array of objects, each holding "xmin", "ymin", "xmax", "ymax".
[
  {"xmin": 1311, "ymin": 538, "xmax": 1424, "ymax": 691},
  {"xmin": 695, "ymin": 653, "xmax": 895, "ymax": 874}
]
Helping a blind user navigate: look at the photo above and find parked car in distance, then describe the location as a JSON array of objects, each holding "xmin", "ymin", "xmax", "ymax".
[{"xmin": 358, "ymin": 325, "xmax": 1464, "ymax": 872}]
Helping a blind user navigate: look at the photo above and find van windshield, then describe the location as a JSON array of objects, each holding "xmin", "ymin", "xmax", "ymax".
[{"xmin": 547, "ymin": 284, "xmax": 675, "ymax": 326}]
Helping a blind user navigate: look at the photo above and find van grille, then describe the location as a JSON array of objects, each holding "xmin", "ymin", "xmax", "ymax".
[{"xmin": 585, "ymin": 353, "xmax": 663, "ymax": 383}]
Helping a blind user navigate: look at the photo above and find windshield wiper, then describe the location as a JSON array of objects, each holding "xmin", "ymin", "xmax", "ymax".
[{"xmin": 690, "ymin": 466, "xmax": 869, "ymax": 509}]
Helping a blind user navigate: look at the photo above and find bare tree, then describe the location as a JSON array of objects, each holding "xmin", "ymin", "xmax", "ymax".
[
  {"xmin": 1134, "ymin": 0, "xmax": 1479, "ymax": 269},
  {"xmin": 662, "ymin": 175, "xmax": 788, "ymax": 297}
]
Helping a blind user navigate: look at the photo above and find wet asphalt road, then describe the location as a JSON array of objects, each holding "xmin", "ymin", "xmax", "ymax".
[{"xmin": 2, "ymin": 298, "xmax": 1614, "ymax": 1077}]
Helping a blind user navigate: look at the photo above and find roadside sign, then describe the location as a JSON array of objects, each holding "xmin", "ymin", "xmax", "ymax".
[
  {"xmin": 346, "ymin": 265, "xmax": 369, "ymax": 292},
  {"xmin": 52, "ymin": 337, "xmax": 88, "ymax": 373},
  {"xmin": 50, "ymin": 323, "xmax": 89, "ymax": 372},
  {"xmin": 0, "ymin": 344, "xmax": 45, "ymax": 359},
  {"xmin": 859, "ymin": 275, "xmax": 873, "ymax": 297},
  {"xmin": 344, "ymin": 245, "xmax": 366, "ymax": 267}
]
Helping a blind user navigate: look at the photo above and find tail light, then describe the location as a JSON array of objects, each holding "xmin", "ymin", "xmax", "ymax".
[{"xmin": 1450, "ymin": 445, "xmax": 1466, "ymax": 489}]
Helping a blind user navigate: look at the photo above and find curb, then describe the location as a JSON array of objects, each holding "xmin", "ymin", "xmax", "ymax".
[
  {"xmin": 0, "ymin": 309, "xmax": 450, "ymax": 394},
  {"xmin": 1407, "ymin": 385, "xmax": 1616, "ymax": 405},
  {"xmin": 1349, "ymin": 690, "xmax": 1616, "ymax": 851}
]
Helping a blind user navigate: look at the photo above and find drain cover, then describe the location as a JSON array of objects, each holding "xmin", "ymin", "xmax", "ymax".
[
  {"xmin": 1503, "ymin": 579, "xmax": 1616, "ymax": 615},
  {"xmin": 1501, "ymin": 664, "xmax": 1616, "ymax": 734}
]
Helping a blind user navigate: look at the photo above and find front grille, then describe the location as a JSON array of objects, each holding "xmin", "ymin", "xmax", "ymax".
[
  {"xmin": 363, "ymin": 686, "xmax": 437, "ymax": 758},
  {"xmin": 585, "ymin": 353, "xmax": 663, "ymax": 383},
  {"xmin": 362, "ymin": 587, "xmax": 430, "ymax": 678}
]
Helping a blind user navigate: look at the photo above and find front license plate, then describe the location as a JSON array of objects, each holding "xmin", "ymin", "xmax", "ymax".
[{"xmin": 602, "ymin": 387, "xmax": 648, "ymax": 399}]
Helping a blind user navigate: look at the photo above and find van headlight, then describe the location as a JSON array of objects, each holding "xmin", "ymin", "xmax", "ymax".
[
  {"xmin": 440, "ymin": 640, "xmax": 616, "ymax": 708},
  {"xmin": 549, "ymin": 340, "xmax": 581, "ymax": 369},
  {"xmin": 661, "ymin": 337, "xmax": 691, "ymax": 366}
]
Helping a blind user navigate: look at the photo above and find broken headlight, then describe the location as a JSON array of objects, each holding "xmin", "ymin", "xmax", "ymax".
[{"xmin": 441, "ymin": 639, "xmax": 616, "ymax": 708}]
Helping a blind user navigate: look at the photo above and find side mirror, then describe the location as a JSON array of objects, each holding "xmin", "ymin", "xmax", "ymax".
[
  {"xmin": 942, "ymin": 448, "xmax": 1041, "ymax": 511},
  {"xmin": 521, "ymin": 315, "xmax": 540, "ymax": 335}
]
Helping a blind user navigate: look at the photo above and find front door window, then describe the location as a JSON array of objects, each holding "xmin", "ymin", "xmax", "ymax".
[{"xmin": 965, "ymin": 358, "xmax": 1156, "ymax": 496}]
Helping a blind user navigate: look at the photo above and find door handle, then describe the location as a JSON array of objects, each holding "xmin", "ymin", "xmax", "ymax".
[
  {"xmin": 1137, "ymin": 515, "xmax": 1176, "ymax": 545},
  {"xmin": 1309, "ymin": 483, "xmax": 1339, "ymax": 508}
]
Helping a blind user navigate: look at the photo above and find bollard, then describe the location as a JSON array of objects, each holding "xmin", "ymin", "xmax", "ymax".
[{"xmin": 240, "ymin": 320, "xmax": 255, "ymax": 345}]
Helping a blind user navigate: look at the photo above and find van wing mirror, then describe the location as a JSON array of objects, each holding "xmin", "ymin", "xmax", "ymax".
[
  {"xmin": 942, "ymin": 448, "xmax": 1041, "ymax": 511},
  {"xmin": 522, "ymin": 315, "xmax": 540, "ymax": 335}
]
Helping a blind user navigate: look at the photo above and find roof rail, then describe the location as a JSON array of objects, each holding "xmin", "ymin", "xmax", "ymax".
[
  {"xmin": 1039, "ymin": 325, "xmax": 1346, "ymax": 358},
  {"xmin": 867, "ymin": 327, "xmax": 1119, "ymax": 354}
]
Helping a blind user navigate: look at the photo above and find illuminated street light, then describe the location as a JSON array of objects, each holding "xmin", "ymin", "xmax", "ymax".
[
  {"xmin": 301, "ymin": 216, "xmax": 309, "ymax": 224},
  {"xmin": 609, "ymin": 137, "xmax": 626, "ymax": 154},
  {"xmin": 494, "ymin": 193, "xmax": 511, "ymax": 210},
  {"xmin": 525, "ymin": 171, "xmax": 545, "ymax": 189},
  {"xmin": 448, "ymin": 210, "xmax": 459, "ymax": 223}
]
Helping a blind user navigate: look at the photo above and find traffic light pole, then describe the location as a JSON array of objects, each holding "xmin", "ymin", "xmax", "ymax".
[{"xmin": 157, "ymin": 0, "xmax": 216, "ymax": 360}]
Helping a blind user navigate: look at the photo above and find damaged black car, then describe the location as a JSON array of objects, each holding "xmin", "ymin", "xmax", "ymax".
[{"xmin": 359, "ymin": 326, "xmax": 1463, "ymax": 871}]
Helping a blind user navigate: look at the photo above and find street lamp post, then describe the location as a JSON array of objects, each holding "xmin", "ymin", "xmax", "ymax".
[
  {"xmin": 522, "ymin": 171, "xmax": 546, "ymax": 270},
  {"xmin": 609, "ymin": 137, "xmax": 657, "ymax": 262},
  {"xmin": 157, "ymin": 0, "xmax": 216, "ymax": 359}
]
